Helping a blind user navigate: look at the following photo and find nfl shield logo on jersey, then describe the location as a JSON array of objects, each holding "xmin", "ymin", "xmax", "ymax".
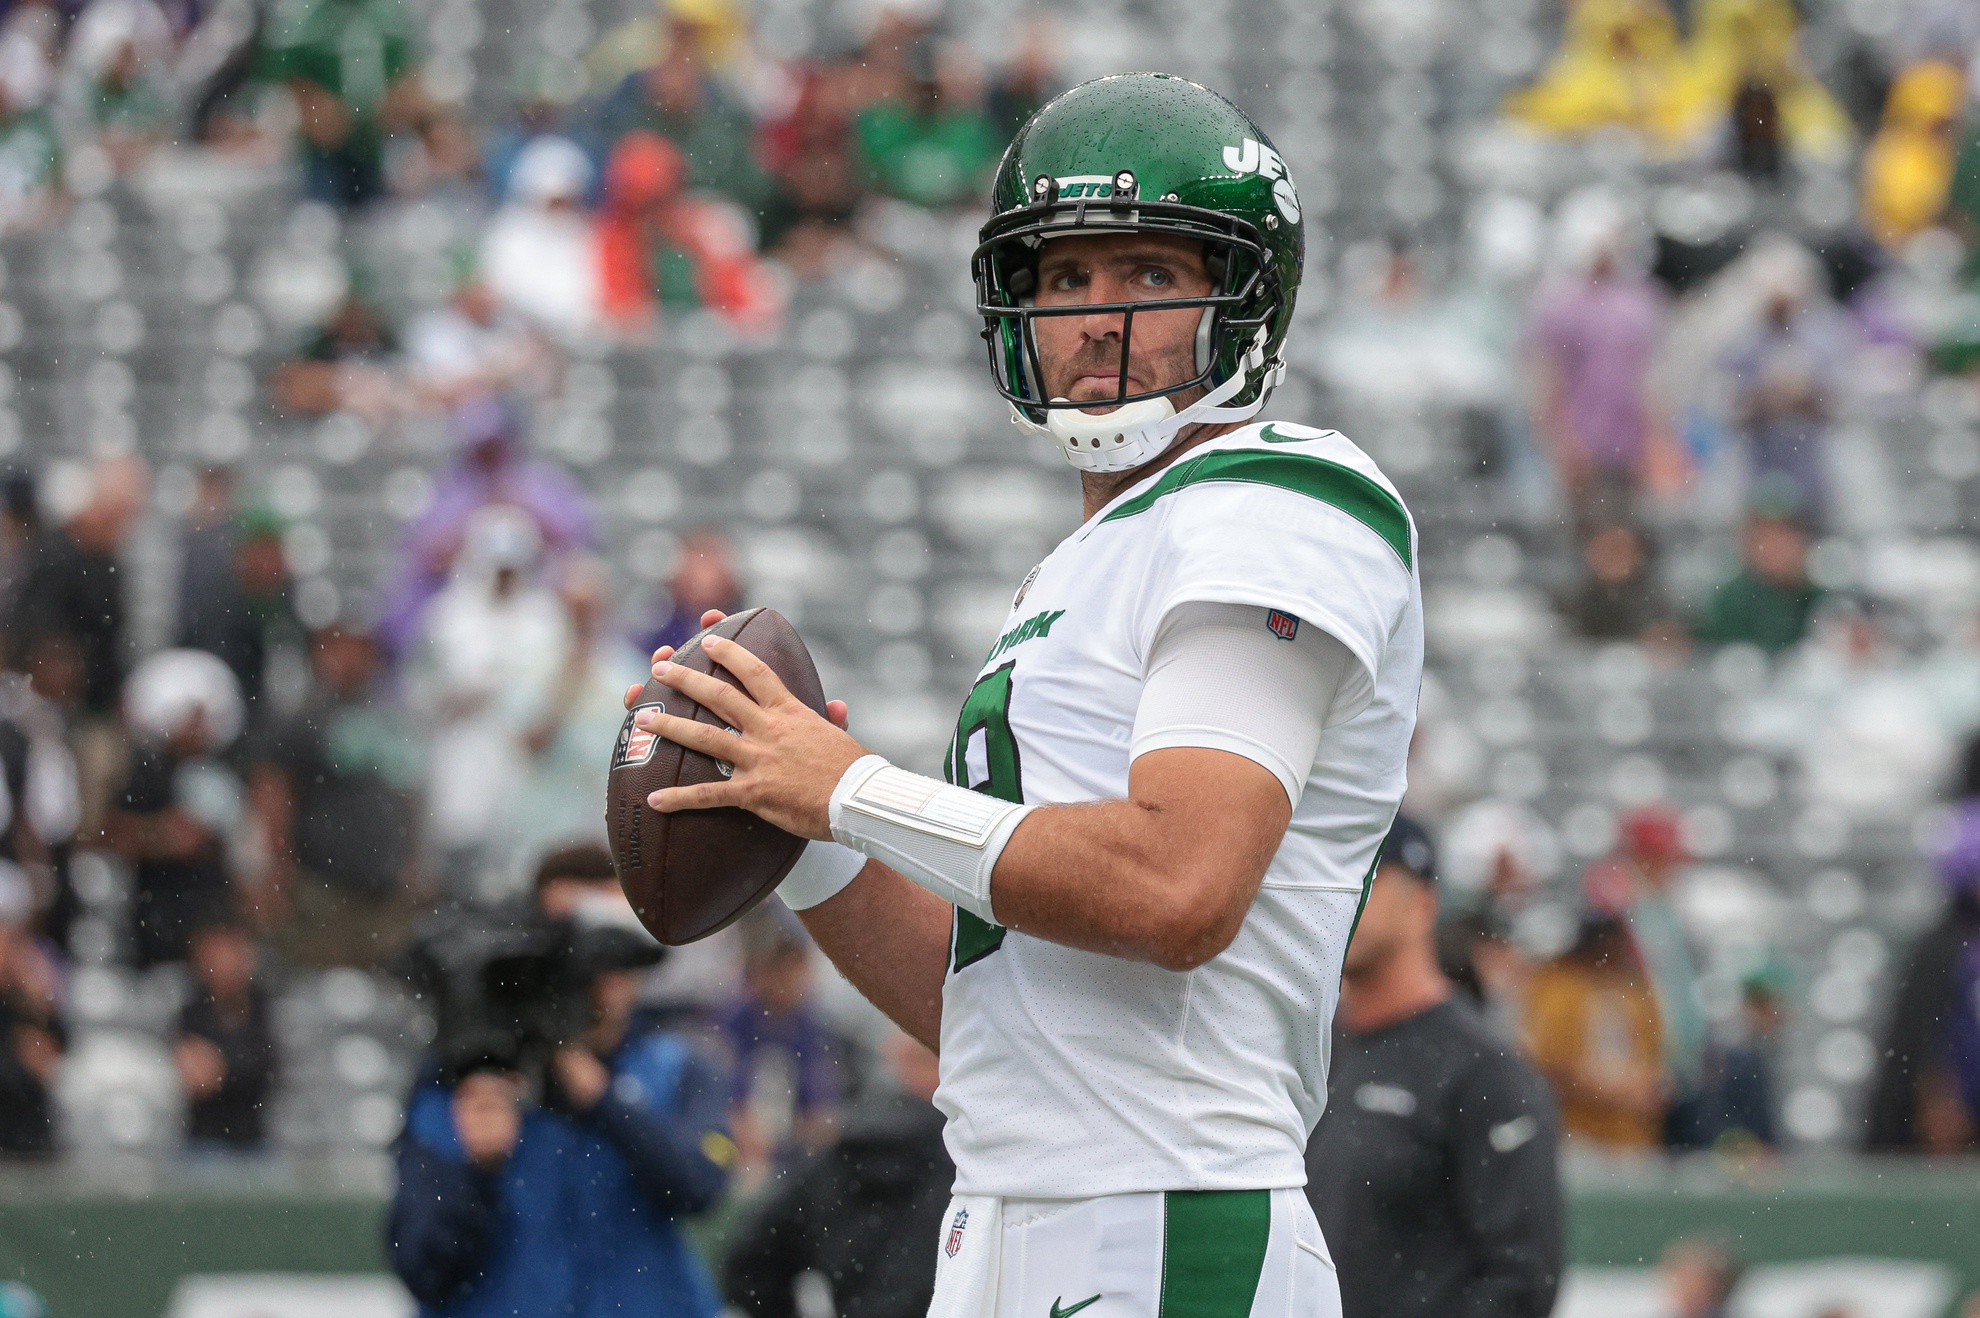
[
  {"xmin": 1266, "ymin": 609, "xmax": 1301, "ymax": 641},
  {"xmin": 945, "ymin": 1207, "xmax": 969, "ymax": 1257}
]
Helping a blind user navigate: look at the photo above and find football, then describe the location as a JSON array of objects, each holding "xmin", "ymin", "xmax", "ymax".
[{"xmin": 606, "ymin": 607, "xmax": 828, "ymax": 944}]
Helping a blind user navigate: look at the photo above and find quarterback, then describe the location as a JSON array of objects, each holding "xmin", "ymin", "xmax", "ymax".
[{"xmin": 629, "ymin": 74, "xmax": 1421, "ymax": 1318}]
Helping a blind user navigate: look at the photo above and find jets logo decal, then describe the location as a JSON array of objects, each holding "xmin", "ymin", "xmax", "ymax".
[
  {"xmin": 1052, "ymin": 173, "xmax": 1131, "ymax": 200},
  {"xmin": 1223, "ymin": 137, "xmax": 1301, "ymax": 223}
]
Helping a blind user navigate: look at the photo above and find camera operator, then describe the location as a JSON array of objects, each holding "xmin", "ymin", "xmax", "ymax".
[
  {"xmin": 1304, "ymin": 817, "xmax": 1562, "ymax": 1318},
  {"xmin": 389, "ymin": 846, "xmax": 734, "ymax": 1318}
]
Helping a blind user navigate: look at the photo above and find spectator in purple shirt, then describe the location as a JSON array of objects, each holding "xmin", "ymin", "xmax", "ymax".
[
  {"xmin": 718, "ymin": 907, "xmax": 843, "ymax": 1189},
  {"xmin": 375, "ymin": 395, "xmax": 596, "ymax": 662},
  {"xmin": 1526, "ymin": 196, "xmax": 1670, "ymax": 527}
]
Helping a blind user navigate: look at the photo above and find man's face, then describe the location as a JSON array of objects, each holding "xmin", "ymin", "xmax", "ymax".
[
  {"xmin": 1340, "ymin": 865, "xmax": 1435, "ymax": 977},
  {"xmin": 1030, "ymin": 232, "xmax": 1213, "ymax": 415}
]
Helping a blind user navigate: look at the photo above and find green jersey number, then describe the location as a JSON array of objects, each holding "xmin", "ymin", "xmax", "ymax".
[{"xmin": 944, "ymin": 662, "xmax": 1020, "ymax": 970}]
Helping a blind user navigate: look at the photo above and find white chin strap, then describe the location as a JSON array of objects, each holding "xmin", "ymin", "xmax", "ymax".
[{"xmin": 1015, "ymin": 355, "xmax": 1282, "ymax": 474}]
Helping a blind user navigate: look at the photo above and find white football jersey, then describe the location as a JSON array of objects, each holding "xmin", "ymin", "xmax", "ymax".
[{"xmin": 933, "ymin": 420, "xmax": 1424, "ymax": 1198}]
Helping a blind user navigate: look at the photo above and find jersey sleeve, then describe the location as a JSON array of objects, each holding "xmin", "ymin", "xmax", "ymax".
[
  {"xmin": 1144, "ymin": 470, "xmax": 1414, "ymax": 724},
  {"xmin": 1130, "ymin": 602, "xmax": 1353, "ymax": 807}
]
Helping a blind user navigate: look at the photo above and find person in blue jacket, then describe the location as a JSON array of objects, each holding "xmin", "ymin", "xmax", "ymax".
[{"xmin": 389, "ymin": 958, "xmax": 735, "ymax": 1318}]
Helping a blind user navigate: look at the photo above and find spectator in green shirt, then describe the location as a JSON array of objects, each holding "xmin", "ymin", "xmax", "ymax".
[
  {"xmin": 1693, "ymin": 511, "xmax": 1822, "ymax": 653},
  {"xmin": 254, "ymin": 0, "xmax": 419, "ymax": 208},
  {"xmin": 855, "ymin": 40, "xmax": 1000, "ymax": 211}
]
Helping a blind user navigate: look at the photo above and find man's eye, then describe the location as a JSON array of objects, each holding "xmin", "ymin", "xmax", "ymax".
[
  {"xmin": 1141, "ymin": 268, "xmax": 1173, "ymax": 287},
  {"xmin": 1049, "ymin": 271, "xmax": 1085, "ymax": 291}
]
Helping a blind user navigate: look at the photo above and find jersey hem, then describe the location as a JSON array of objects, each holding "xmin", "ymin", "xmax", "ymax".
[{"xmin": 948, "ymin": 1173, "xmax": 1312, "ymax": 1199}]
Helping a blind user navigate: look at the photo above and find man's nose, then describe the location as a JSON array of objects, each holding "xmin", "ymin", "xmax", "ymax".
[{"xmin": 1075, "ymin": 275, "xmax": 1133, "ymax": 340}]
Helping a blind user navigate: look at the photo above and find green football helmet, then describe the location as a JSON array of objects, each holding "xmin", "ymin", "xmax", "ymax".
[{"xmin": 973, "ymin": 73, "xmax": 1305, "ymax": 473}]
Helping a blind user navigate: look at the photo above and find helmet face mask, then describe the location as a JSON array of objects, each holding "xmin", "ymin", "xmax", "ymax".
[
  {"xmin": 973, "ymin": 74, "xmax": 1305, "ymax": 472},
  {"xmin": 976, "ymin": 200, "xmax": 1277, "ymax": 418}
]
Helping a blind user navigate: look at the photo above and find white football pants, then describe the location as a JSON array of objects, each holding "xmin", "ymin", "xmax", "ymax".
[{"xmin": 925, "ymin": 1189, "xmax": 1341, "ymax": 1318}]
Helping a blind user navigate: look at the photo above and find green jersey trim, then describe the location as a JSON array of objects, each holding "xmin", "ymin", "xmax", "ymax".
[
  {"xmin": 1159, "ymin": 1190, "xmax": 1272, "ymax": 1318},
  {"xmin": 1098, "ymin": 450, "xmax": 1413, "ymax": 570}
]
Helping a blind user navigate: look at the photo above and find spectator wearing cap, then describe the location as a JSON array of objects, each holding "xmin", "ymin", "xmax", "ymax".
[
  {"xmin": 174, "ymin": 921, "xmax": 278, "ymax": 1151},
  {"xmin": 10, "ymin": 455, "xmax": 149, "ymax": 851},
  {"xmin": 177, "ymin": 504, "xmax": 306, "ymax": 726},
  {"xmin": 9, "ymin": 454, "xmax": 146, "ymax": 721},
  {"xmin": 105, "ymin": 649, "xmax": 248, "ymax": 966},
  {"xmin": 480, "ymin": 135, "xmax": 603, "ymax": 342},
  {"xmin": 1305, "ymin": 816, "xmax": 1562, "ymax": 1318},
  {"xmin": 1521, "ymin": 862, "xmax": 1667, "ymax": 1150},
  {"xmin": 1597, "ymin": 805, "xmax": 1711, "ymax": 1145},
  {"xmin": 408, "ymin": 506, "xmax": 569, "ymax": 903},
  {"xmin": 1867, "ymin": 798, "xmax": 1980, "ymax": 1152},
  {"xmin": 375, "ymin": 395, "xmax": 596, "ymax": 662}
]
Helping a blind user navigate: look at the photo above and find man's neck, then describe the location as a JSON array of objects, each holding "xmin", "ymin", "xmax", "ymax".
[
  {"xmin": 1079, "ymin": 419, "xmax": 1244, "ymax": 522},
  {"xmin": 1340, "ymin": 951, "xmax": 1451, "ymax": 1034}
]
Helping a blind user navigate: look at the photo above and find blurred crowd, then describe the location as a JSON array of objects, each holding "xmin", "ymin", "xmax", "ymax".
[
  {"xmin": 0, "ymin": 0, "xmax": 1050, "ymax": 366},
  {"xmin": 0, "ymin": 0, "xmax": 1975, "ymax": 1266}
]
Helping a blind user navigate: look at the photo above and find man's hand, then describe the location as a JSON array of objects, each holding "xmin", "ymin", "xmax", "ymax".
[
  {"xmin": 174, "ymin": 1036, "xmax": 227, "ymax": 1099},
  {"xmin": 620, "ymin": 611, "xmax": 862, "ymax": 840},
  {"xmin": 452, "ymin": 1072, "xmax": 524, "ymax": 1169},
  {"xmin": 552, "ymin": 1047, "xmax": 612, "ymax": 1114}
]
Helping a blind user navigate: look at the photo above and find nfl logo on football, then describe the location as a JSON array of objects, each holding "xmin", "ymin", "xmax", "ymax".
[{"xmin": 945, "ymin": 1207, "xmax": 969, "ymax": 1258}]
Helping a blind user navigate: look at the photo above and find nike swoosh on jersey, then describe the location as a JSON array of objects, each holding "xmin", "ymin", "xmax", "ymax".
[
  {"xmin": 1259, "ymin": 423, "xmax": 1305, "ymax": 443},
  {"xmin": 1489, "ymin": 1115, "xmax": 1539, "ymax": 1153},
  {"xmin": 1051, "ymin": 1295, "xmax": 1102, "ymax": 1318}
]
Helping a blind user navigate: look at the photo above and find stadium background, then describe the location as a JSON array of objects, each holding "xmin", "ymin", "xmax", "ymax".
[{"xmin": 0, "ymin": 0, "xmax": 1978, "ymax": 1311}]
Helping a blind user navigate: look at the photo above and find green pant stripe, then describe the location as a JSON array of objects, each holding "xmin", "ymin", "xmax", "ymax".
[{"xmin": 1159, "ymin": 1190, "xmax": 1271, "ymax": 1318}]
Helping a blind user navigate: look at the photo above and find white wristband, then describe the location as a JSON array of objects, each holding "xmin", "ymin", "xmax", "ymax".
[
  {"xmin": 827, "ymin": 755, "xmax": 1033, "ymax": 925},
  {"xmin": 776, "ymin": 841, "xmax": 867, "ymax": 911}
]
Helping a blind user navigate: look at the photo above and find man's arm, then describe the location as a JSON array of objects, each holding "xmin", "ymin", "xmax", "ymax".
[
  {"xmin": 788, "ymin": 748, "xmax": 1283, "ymax": 1047},
  {"xmin": 985, "ymin": 749, "xmax": 1288, "ymax": 970},
  {"xmin": 794, "ymin": 862, "xmax": 951, "ymax": 1050}
]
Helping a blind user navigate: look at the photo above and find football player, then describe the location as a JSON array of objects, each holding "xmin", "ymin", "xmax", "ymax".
[{"xmin": 627, "ymin": 73, "xmax": 1421, "ymax": 1318}]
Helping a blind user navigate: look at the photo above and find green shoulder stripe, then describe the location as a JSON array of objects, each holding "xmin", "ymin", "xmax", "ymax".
[{"xmin": 1099, "ymin": 450, "xmax": 1413, "ymax": 569}]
